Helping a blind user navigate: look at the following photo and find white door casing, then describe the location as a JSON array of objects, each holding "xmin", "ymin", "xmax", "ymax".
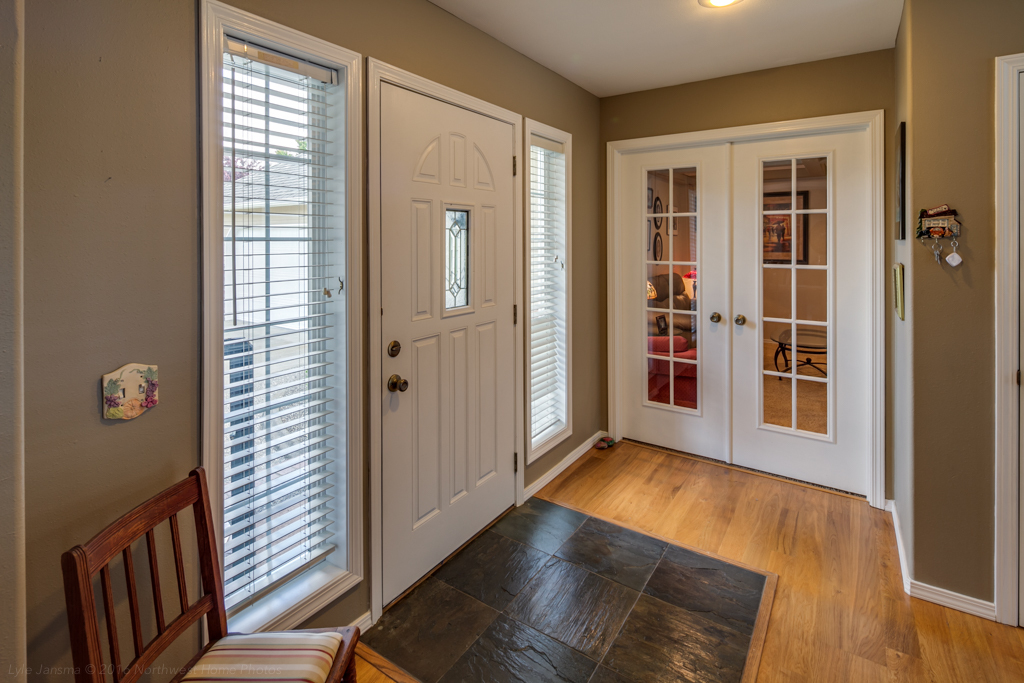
[
  {"xmin": 607, "ymin": 111, "xmax": 885, "ymax": 509},
  {"xmin": 369, "ymin": 63, "xmax": 523, "ymax": 613}
]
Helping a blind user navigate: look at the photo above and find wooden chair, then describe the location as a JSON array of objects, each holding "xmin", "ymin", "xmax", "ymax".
[{"xmin": 62, "ymin": 467, "xmax": 358, "ymax": 683}]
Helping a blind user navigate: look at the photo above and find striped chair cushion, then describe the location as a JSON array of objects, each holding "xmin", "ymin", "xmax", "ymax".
[{"xmin": 183, "ymin": 632, "xmax": 343, "ymax": 683}]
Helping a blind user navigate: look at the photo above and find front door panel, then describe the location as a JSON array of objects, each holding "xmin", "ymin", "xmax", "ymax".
[{"xmin": 380, "ymin": 83, "xmax": 515, "ymax": 605}]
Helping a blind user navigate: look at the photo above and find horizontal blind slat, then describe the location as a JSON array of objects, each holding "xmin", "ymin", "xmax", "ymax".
[{"xmin": 222, "ymin": 48, "xmax": 343, "ymax": 609}]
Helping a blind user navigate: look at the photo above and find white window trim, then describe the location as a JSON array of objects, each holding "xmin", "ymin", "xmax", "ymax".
[
  {"xmin": 199, "ymin": 0, "xmax": 364, "ymax": 632},
  {"xmin": 524, "ymin": 119, "xmax": 573, "ymax": 464}
]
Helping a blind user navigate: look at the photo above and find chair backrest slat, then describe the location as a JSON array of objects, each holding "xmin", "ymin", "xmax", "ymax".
[
  {"xmin": 99, "ymin": 566, "xmax": 122, "ymax": 682},
  {"xmin": 144, "ymin": 530, "xmax": 166, "ymax": 634},
  {"xmin": 122, "ymin": 548, "xmax": 144, "ymax": 659},
  {"xmin": 62, "ymin": 469, "xmax": 227, "ymax": 683},
  {"xmin": 169, "ymin": 512, "xmax": 190, "ymax": 612}
]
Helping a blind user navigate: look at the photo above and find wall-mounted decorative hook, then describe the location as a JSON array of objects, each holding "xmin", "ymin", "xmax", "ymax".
[{"xmin": 917, "ymin": 204, "xmax": 963, "ymax": 267}]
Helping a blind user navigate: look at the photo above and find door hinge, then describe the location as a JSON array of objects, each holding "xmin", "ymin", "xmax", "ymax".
[
  {"xmin": 513, "ymin": 156, "xmax": 517, "ymax": 176},
  {"xmin": 514, "ymin": 452, "xmax": 518, "ymax": 474},
  {"xmin": 513, "ymin": 304, "xmax": 517, "ymax": 325},
  {"xmin": 1018, "ymin": 369, "xmax": 1021, "ymax": 386}
]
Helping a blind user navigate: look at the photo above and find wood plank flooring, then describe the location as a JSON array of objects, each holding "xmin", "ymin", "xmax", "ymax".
[{"xmin": 535, "ymin": 440, "xmax": 1024, "ymax": 682}]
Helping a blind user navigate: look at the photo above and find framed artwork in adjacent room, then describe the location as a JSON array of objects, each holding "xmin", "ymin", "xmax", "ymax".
[{"xmin": 762, "ymin": 191, "xmax": 810, "ymax": 264}]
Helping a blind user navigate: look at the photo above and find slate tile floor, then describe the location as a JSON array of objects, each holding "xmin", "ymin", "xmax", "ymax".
[{"xmin": 364, "ymin": 497, "xmax": 769, "ymax": 683}]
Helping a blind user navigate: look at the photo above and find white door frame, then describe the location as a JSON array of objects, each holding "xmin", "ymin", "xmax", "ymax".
[
  {"xmin": 993, "ymin": 52, "xmax": 1024, "ymax": 627},
  {"xmin": 368, "ymin": 59, "xmax": 524, "ymax": 622},
  {"xmin": 607, "ymin": 110, "xmax": 886, "ymax": 509}
]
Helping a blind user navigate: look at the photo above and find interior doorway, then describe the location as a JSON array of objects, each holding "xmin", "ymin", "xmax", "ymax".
[
  {"xmin": 368, "ymin": 60, "xmax": 525, "ymax": 618},
  {"xmin": 608, "ymin": 112, "xmax": 885, "ymax": 507}
]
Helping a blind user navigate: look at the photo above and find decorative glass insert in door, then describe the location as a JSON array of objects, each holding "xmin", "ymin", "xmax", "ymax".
[
  {"xmin": 445, "ymin": 209, "xmax": 470, "ymax": 309},
  {"xmin": 761, "ymin": 157, "xmax": 829, "ymax": 435},
  {"xmin": 645, "ymin": 167, "xmax": 699, "ymax": 410}
]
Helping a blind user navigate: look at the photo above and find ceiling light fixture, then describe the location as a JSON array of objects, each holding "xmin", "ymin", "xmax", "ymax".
[{"xmin": 698, "ymin": 0, "xmax": 744, "ymax": 7}]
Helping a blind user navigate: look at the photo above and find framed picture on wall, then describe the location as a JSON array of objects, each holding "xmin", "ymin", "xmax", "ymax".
[
  {"xmin": 763, "ymin": 191, "xmax": 810, "ymax": 264},
  {"xmin": 895, "ymin": 122, "xmax": 906, "ymax": 240}
]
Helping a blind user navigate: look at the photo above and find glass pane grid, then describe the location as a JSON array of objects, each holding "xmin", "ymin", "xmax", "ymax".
[
  {"xmin": 760, "ymin": 156, "xmax": 829, "ymax": 437},
  {"xmin": 645, "ymin": 166, "xmax": 700, "ymax": 411}
]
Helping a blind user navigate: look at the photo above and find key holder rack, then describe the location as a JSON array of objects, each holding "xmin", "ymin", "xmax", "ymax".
[{"xmin": 916, "ymin": 204, "xmax": 963, "ymax": 267}]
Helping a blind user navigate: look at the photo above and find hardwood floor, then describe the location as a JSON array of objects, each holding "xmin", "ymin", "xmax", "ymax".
[
  {"xmin": 355, "ymin": 643, "xmax": 420, "ymax": 683},
  {"xmin": 535, "ymin": 440, "xmax": 1024, "ymax": 682}
]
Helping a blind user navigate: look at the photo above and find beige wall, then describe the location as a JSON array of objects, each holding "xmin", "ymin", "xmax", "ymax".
[
  {"xmin": 23, "ymin": 0, "xmax": 600, "ymax": 678},
  {"xmin": 898, "ymin": 0, "xmax": 1024, "ymax": 601},
  {"xmin": 602, "ymin": 49, "xmax": 897, "ymax": 494},
  {"xmin": 1, "ymin": 0, "xmax": 26, "ymax": 677}
]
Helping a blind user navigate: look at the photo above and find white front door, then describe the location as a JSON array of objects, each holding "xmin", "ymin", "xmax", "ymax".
[
  {"xmin": 379, "ymin": 82, "xmax": 516, "ymax": 605},
  {"xmin": 616, "ymin": 125, "xmax": 874, "ymax": 496}
]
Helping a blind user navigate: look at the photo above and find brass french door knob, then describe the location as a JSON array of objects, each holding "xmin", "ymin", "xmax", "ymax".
[
  {"xmin": 387, "ymin": 374, "xmax": 409, "ymax": 392},
  {"xmin": 710, "ymin": 312, "xmax": 722, "ymax": 323},
  {"xmin": 734, "ymin": 314, "xmax": 747, "ymax": 326}
]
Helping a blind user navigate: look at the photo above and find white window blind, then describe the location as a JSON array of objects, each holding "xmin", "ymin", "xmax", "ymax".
[
  {"xmin": 221, "ymin": 42, "xmax": 344, "ymax": 614},
  {"xmin": 529, "ymin": 135, "xmax": 569, "ymax": 450}
]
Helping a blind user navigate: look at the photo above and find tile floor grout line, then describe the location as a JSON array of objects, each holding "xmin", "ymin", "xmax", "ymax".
[{"xmin": 592, "ymin": 541, "xmax": 671, "ymax": 677}]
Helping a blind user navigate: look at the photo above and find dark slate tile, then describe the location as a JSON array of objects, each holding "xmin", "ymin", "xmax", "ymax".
[
  {"xmin": 505, "ymin": 556, "xmax": 637, "ymax": 660},
  {"xmin": 363, "ymin": 578, "xmax": 498, "ymax": 683},
  {"xmin": 489, "ymin": 497, "xmax": 588, "ymax": 554},
  {"xmin": 643, "ymin": 545, "xmax": 766, "ymax": 636},
  {"xmin": 438, "ymin": 614, "xmax": 597, "ymax": 683},
  {"xmin": 434, "ymin": 531, "xmax": 550, "ymax": 610},
  {"xmin": 554, "ymin": 517, "xmax": 668, "ymax": 591},
  {"xmin": 602, "ymin": 593, "xmax": 751, "ymax": 683}
]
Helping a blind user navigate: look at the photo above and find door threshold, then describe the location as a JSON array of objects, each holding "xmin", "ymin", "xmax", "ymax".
[{"xmin": 622, "ymin": 438, "xmax": 866, "ymax": 501}]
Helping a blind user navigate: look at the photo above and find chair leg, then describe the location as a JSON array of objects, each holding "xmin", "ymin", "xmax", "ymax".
[{"xmin": 343, "ymin": 655, "xmax": 357, "ymax": 683}]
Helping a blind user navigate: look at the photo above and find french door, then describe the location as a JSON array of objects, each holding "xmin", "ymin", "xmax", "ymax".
[{"xmin": 616, "ymin": 124, "xmax": 875, "ymax": 496}]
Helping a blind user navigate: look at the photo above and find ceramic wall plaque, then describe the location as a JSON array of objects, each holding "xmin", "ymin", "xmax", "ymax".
[{"xmin": 102, "ymin": 363, "xmax": 159, "ymax": 420}]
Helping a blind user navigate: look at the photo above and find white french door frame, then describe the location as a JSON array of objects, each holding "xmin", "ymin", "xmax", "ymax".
[
  {"xmin": 368, "ymin": 59, "xmax": 525, "ymax": 622},
  {"xmin": 993, "ymin": 52, "xmax": 1024, "ymax": 627},
  {"xmin": 606, "ymin": 110, "xmax": 886, "ymax": 510}
]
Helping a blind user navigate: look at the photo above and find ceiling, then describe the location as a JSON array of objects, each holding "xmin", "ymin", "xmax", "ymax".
[{"xmin": 427, "ymin": 0, "xmax": 904, "ymax": 98}]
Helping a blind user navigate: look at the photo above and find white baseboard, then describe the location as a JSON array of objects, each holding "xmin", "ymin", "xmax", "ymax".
[
  {"xmin": 886, "ymin": 500, "xmax": 996, "ymax": 621},
  {"xmin": 350, "ymin": 610, "xmax": 373, "ymax": 632},
  {"xmin": 524, "ymin": 431, "xmax": 607, "ymax": 500},
  {"xmin": 909, "ymin": 581, "xmax": 996, "ymax": 621},
  {"xmin": 886, "ymin": 500, "xmax": 912, "ymax": 595}
]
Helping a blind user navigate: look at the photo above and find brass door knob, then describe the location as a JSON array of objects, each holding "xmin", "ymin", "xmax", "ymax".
[
  {"xmin": 734, "ymin": 314, "xmax": 747, "ymax": 326},
  {"xmin": 387, "ymin": 374, "xmax": 409, "ymax": 392},
  {"xmin": 710, "ymin": 312, "xmax": 722, "ymax": 323}
]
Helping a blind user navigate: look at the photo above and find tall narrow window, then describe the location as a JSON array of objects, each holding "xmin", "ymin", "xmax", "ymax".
[
  {"xmin": 220, "ymin": 38, "xmax": 345, "ymax": 615},
  {"xmin": 527, "ymin": 123, "xmax": 572, "ymax": 460}
]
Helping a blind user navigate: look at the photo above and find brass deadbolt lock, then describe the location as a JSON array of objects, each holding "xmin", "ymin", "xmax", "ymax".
[
  {"xmin": 387, "ymin": 374, "xmax": 409, "ymax": 393},
  {"xmin": 387, "ymin": 340, "xmax": 402, "ymax": 357}
]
